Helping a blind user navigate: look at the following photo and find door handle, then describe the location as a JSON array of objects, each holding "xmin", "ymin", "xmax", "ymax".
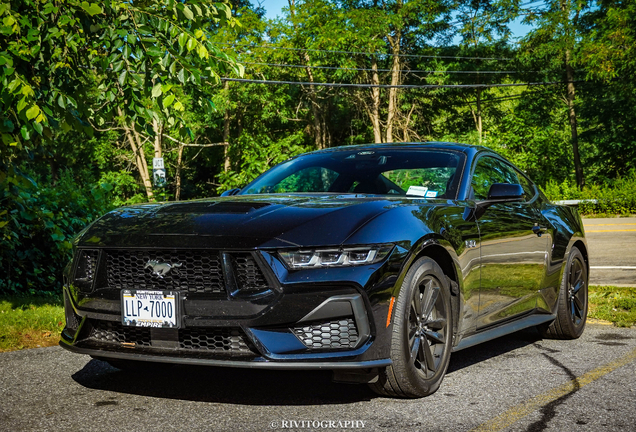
[{"xmin": 532, "ymin": 225, "xmax": 547, "ymax": 236}]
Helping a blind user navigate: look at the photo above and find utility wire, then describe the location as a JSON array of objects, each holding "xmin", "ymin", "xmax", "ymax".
[
  {"xmin": 220, "ymin": 77, "xmax": 579, "ymax": 89},
  {"xmin": 446, "ymin": 0, "xmax": 547, "ymax": 27},
  {"xmin": 241, "ymin": 61, "xmax": 522, "ymax": 74},
  {"xmin": 212, "ymin": 41, "xmax": 513, "ymax": 61}
]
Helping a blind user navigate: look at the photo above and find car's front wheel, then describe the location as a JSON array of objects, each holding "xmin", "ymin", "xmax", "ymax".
[{"xmin": 370, "ymin": 257, "xmax": 453, "ymax": 398}]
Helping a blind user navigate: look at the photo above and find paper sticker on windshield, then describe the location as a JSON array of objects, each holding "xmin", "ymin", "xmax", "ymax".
[
  {"xmin": 425, "ymin": 190, "xmax": 438, "ymax": 198},
  {"xmin": 407, "ymin": 186, "xmax": 428, "ymax": 197}
]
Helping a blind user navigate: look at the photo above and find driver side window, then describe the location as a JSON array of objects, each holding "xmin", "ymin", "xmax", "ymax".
[
  {"xmin": 262, "ymin": 167, "xmax": 339, "ymax": 193},
  {"xmin": 471, "ymin": 156, "xmax": 520, "ymax": 200}
]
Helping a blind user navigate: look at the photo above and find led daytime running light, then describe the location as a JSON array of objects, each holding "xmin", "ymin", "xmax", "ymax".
[{"xmin": 279, "ymin": 245, "xmax": 393, "ymax": 269}]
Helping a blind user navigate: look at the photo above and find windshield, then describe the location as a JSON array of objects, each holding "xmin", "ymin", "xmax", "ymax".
[{"xmin": 241, "ymin": 148, "xmax": 465, "ymax": 199}]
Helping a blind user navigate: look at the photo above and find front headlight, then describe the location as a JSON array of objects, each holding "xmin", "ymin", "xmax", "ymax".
[{"xmin": 279, "ymin": 244, "xmax": 393, "ymax": 269}]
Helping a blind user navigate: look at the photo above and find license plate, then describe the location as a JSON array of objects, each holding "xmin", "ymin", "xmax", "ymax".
[{"xmin": 121, "ymin": 290, "xmax": 179, "ymax": 328}]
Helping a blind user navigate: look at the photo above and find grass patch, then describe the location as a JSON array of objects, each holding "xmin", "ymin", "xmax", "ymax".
[
  {"xmin": 588, "ymin": 285, "xmax": 636, "ymax": 327},
  {"xmin": 0, "ymin": 295, "xmax": 65, "ymax": 352}
]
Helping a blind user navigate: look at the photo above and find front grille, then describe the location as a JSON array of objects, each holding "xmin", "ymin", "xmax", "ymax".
[
  {"xmin": 89, "ymin": 320, "xmax": 152, "ymax": 347},
  {"xmin": 232, "ymin": 253, "xmax": 269, "ymax": 292},
  {"xmin": 291, "ymin": 318, "xmax": 359, "ymax": 349},
  {"xmin": 179, "ymin": 328, "xmax": 253, "ymax": 354},
  {"xmin": 105, "ymin": 250, "xmax": 225, "ymax": 294}
]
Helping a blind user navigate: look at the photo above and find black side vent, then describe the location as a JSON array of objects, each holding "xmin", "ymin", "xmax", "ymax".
[
  {"xmin": 74, "ymin": 249, "xmax": 99, "ymax": 292},
  {"xmin": 231, "ymin": 253, "xmax": 270, "ymax": 292}
]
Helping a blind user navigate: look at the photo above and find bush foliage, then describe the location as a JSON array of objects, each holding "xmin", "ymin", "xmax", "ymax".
[
  {"xmin": 543, "ymin": 170, "xmax": 636, "ymax": 215},
  {"xmin": 0, "ymin": 167, "xmax": 113, "ymax": 295}
]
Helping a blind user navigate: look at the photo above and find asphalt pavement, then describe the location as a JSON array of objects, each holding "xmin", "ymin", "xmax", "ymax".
[
  {"xmin": 0, "ymin": 324, "xmax": 634, "ymax": 431},
  {"xmin": 583, "ymin": 217, "xmax": 636, "ymax": 286}
]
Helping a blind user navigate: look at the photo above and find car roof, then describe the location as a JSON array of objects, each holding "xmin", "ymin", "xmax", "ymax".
[{"xmin": 307, "ymin": 141, "xmax": 489, "ymax": 155}]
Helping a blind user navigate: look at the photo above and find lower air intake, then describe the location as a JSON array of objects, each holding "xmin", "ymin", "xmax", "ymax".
[
  {"xmin": 83, "ymin": 320, "xmax": 255, "ymax": 356},
  {"xmin": 179, "ymin": 328, "xmax": 254, "ymax": 354},
  {"xmin": 89, "ymin": 320, "xmax": 152, "ymax": 347},
  {"xmin": 291, "ymin": 318, "xmax": 359, "ymax": 349}
]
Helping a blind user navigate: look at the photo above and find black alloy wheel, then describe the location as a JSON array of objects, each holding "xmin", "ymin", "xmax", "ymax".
[
  {"xmin": 370, "ymin": 257, "xmax": 453, "ymax": 398},
  {"xmin": 408, "ymin": 276, "xmax": 448, "ymax": 379},
  {"xmin": 539, "ymin": 246, "xmax": 588, "ymax": 339},
  {"xmin": 567, "ymin": 255, "xmax": 587, "ymax": 327}
]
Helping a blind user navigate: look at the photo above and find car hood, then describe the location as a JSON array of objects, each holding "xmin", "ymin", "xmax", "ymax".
[{"xmin": 76, "ymin": 194, "xmax": 411, "ymax": 249}]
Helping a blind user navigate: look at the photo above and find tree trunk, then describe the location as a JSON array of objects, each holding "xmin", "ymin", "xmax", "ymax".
[
  {"xmin": 152, "ymin": 118, "xmax": 163, "ymax": 159},
  {"xmin": 476, "ymin": 88, "xmax": 483, "ymax": 144},
  {"xmin": 223, "ymin": 81, "xmax": 231, "ymax": 172},
  {"xmin": 302, "ymin": 52, "xmax": 326, "ymax": 149},
  {"xmin": 288, "ymin": 0, "xmax": 327, "ymax": 150},
  {"xmin": 565, "ymin": 50, "xmax": 583, "ymax": 188},
  {"xmin": 175, "ymin": 144, "xmax": 184, "ymax": 201},
  {"xmin": 561, "ymin": 0, "xmax": 584, "ymax": 188},
  {"xmin": 369, "ymin": 58, "xmax": 382, "ymax": 143},
  {"xmin": 118, "ymin": 108, "xmax": 153, "ymax": 200},
  {"xmin": 386, "ymin": 32, "xmax": 401, "ymax": 143}
]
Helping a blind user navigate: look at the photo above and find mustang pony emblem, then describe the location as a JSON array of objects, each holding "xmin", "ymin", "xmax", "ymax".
[{"xmin": 145, "ymin": 260, "xmax": 182, "ymax": 278}]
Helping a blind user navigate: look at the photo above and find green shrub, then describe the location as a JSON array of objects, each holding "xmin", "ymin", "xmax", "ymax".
[
  {"xmin": 542, "ymin": 170, "xmax": 636, "ymax": 215},
  {"xmin": 0, "ymin": 166, "xmax": 114, "ymax": 295}
]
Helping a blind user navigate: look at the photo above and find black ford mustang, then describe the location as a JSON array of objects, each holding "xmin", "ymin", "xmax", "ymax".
[{"xmin": 60, "ymin": 142, "xmax": 588, "ymax": 398}]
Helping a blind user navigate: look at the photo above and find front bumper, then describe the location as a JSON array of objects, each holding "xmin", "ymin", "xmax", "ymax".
[
  {"xmin": 60, "ymin": 248, "xmax": 401, "ymax": 369},
  {"xmin": 60, "ymin": 286, "xmax": 390, "ymax": 369}
]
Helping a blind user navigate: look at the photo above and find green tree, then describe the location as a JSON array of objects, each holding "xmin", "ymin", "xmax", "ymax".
[
  {"xmin": 518, "ymin": 0, "xmax": 591, "ymax": 188},
  {"xmin": 1, "ymin": 0, "xmax": 242, "ymax": 199}
]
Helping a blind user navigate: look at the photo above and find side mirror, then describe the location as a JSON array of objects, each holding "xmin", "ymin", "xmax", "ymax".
[
  {"xmin": 464, "ymin": 183, "xmax": 525, "ymax": 221},
  {"xmin": 220, "ymin": 188, "xmax": 241, "ymax": 197},
  {"xmin": 487, "ymin": 183, "xmax": 525, "ymax": 201}
]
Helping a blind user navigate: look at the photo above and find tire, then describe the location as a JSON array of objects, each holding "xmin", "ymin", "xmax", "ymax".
[
  {"xmin": 539, "ymin": 246, "xmax": 588, "ymax": 339},
  {"xmin": 369, "ymin": 257, "xmax": 453, "ymax": 398}
]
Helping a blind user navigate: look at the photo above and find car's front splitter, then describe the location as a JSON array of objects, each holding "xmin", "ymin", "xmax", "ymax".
[{"xmin": 58, "ymin": 340, "xmax": 392, "ymax": 370}]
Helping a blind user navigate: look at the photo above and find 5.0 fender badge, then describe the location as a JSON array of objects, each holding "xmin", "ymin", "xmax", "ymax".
[{"xmin": 145, "ymin": 260, "xmax": 182, "ymax": 278}]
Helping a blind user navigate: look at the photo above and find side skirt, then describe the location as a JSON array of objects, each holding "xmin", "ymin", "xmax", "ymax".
[{"xmin": 452, "ymin": 312, "xmax": 555, "ymax": 352}]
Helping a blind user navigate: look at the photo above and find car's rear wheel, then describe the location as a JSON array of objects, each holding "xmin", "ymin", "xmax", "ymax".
[
  {"xmin": 370, "ymin": 257, "xmax": 453, "ymax": 398},
  {"xmin": 538, "ymin": 246, "xmax": 588, "ymax": 339}
]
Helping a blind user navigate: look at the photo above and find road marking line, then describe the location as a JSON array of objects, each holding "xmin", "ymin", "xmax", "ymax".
[
  {"xmin": 586, "ymin": 229, "xmax": 636, "ymax": 233},
  {"xmin": 584, "ymin": 223, "xmax": 636, "ymax": 226},
  {"xmin": 590, "ymin": 266, "xmax": 636, "ymax": 269},
  {"xmin": 470, "ymin": 347, "xmax": 636, "ymax": 432}
]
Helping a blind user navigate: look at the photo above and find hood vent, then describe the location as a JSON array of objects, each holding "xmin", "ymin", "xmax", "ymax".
[{"xmin": 159, "ymin": 201, "xmax": 270, "ymax": 214}]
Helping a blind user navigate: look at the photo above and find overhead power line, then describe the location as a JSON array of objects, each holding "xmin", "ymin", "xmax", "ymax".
[
  {"xmin": 241, "ymin": 61, "xmax": 522, "ymax": 74},
  {"xmin": 220, "ymin": 77, "xmax": 578, "ymax": 89},
  {"xmin": 212, "ymin": 41, "xmax": 513, "ymax": 61},
  {"xmin": 446, "ymin": 0, "xmax": 546, "ymax": 27}
]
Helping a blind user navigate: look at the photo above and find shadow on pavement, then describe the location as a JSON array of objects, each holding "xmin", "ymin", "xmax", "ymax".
[
  {"xmin": 71, "ymin": 327, "xmax": 544, "ymax": 405},
  {"xmin": 448, "ymin": 327, "xmax": 543, "ymax": 374},
  {"xmin": 72, "ymin": 360, "xmax": 378, "ymax": 405}
]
